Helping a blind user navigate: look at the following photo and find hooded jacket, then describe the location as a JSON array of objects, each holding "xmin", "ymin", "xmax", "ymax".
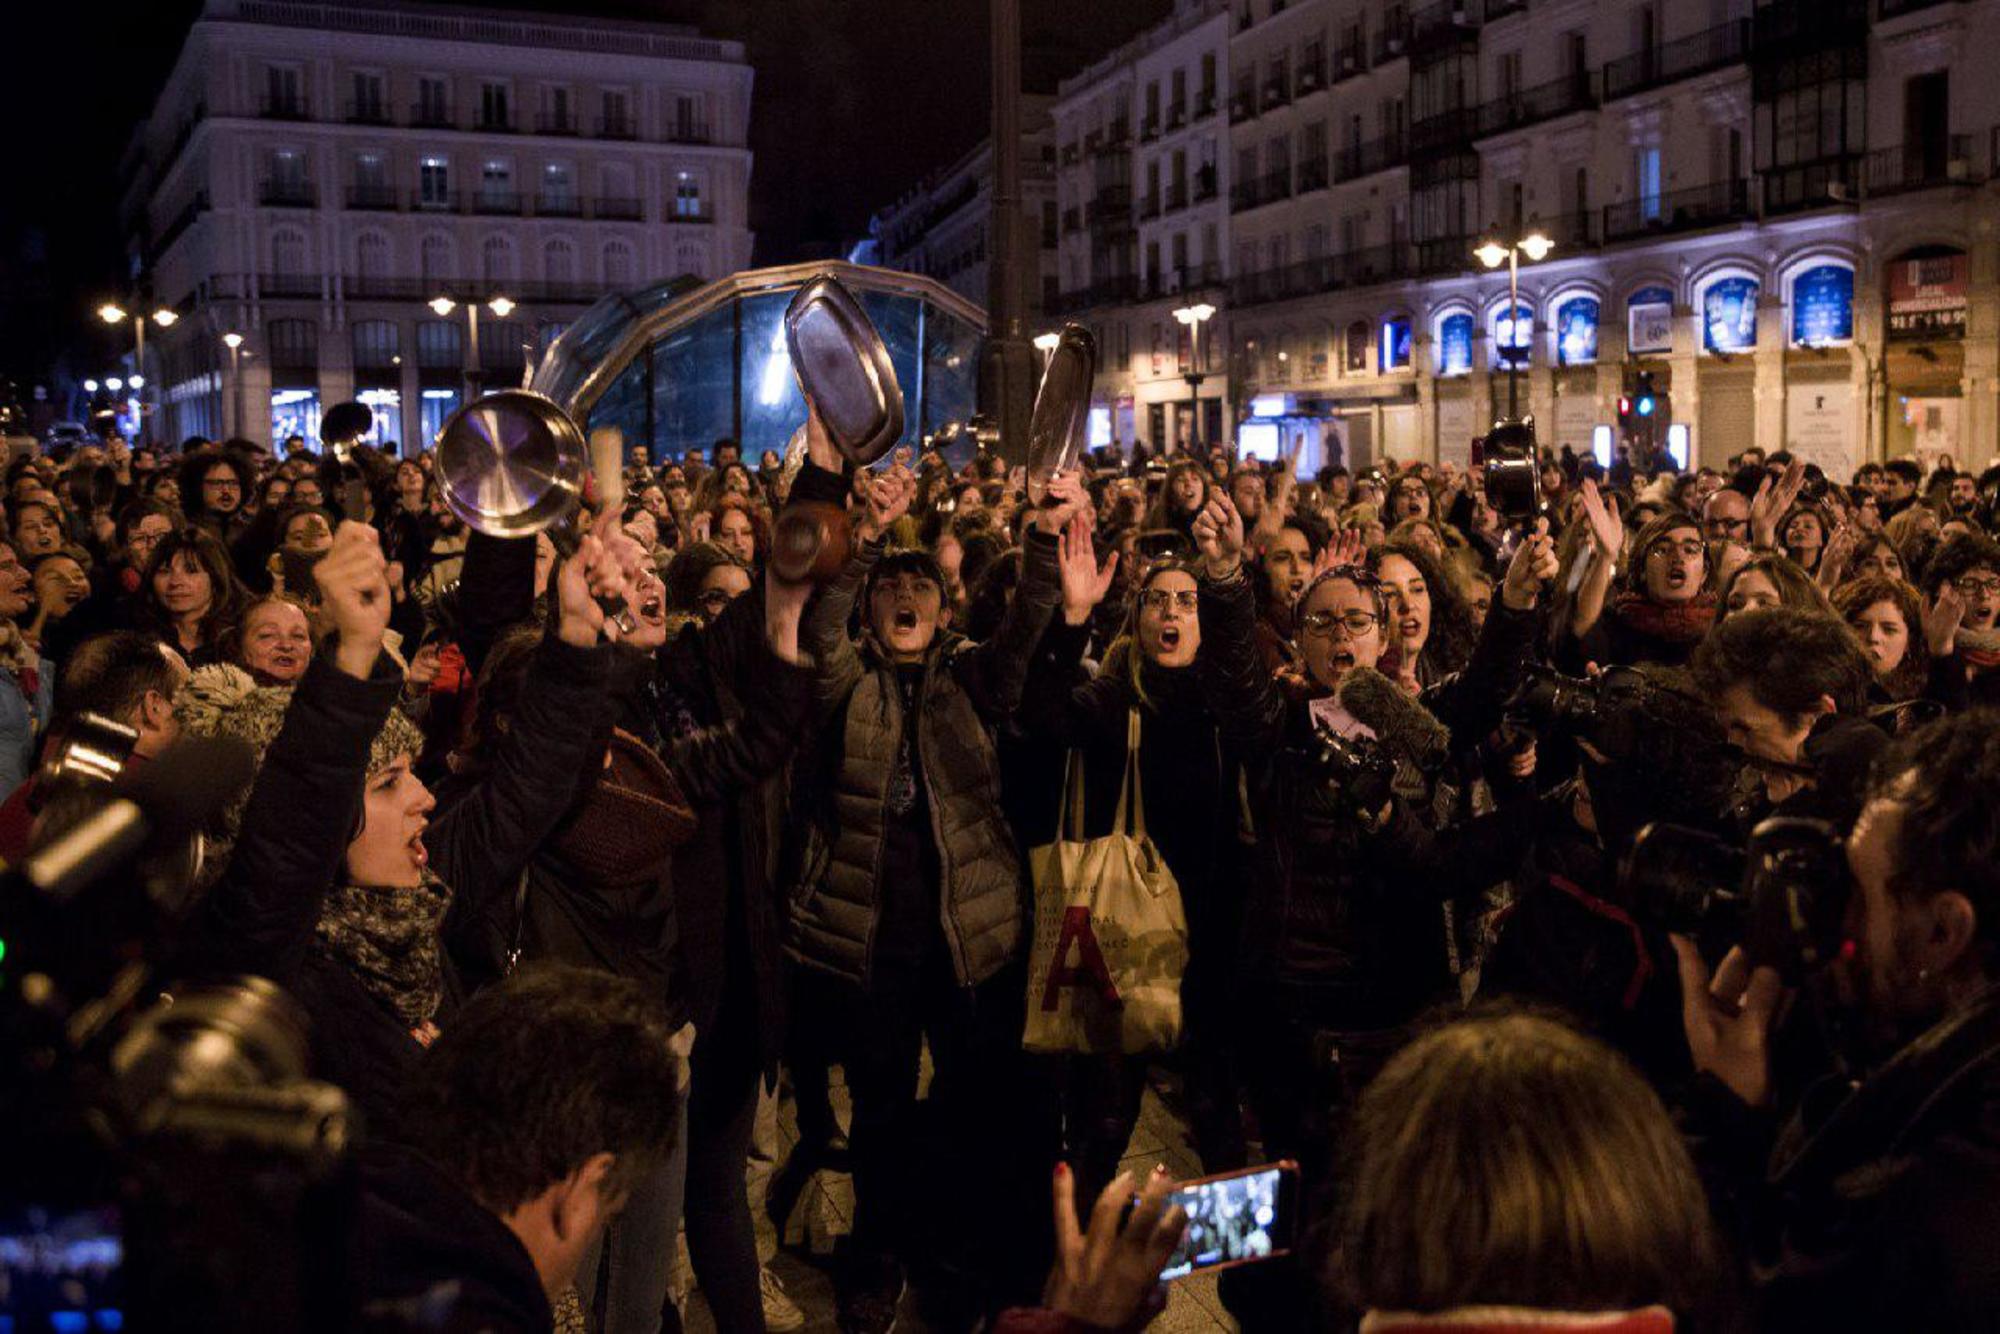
[{"xmin": 783, "ymin": 524, "xmax": 1062, "ymax": 989}]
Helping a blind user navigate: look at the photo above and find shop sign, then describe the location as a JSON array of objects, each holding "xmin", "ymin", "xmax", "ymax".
[
  {"xmin": 1887, "ymin": 252, "xmax": 1968, "ymax": 341},
  {"xmin": 1437, "ymin": 312, "xmax": 1473, "ymax": 376},
  {"xmin": 1791, "ymin": 264, "xmax": 1854, "ymax": 347},
  {"xmin": 1628, "ymin": 285, "xmax": 1674, "ymax": 355},
  {"xmin": 1555, "ymin": 296, "xmax": 1599, "ymax": 366},
  {"xmin": 1702, "ymin": 276, "xmax": 1759, "ymax": 354},
  {"xmin": 1785, "ymin": 382, "xmax": 1856, "ymax": 483}
]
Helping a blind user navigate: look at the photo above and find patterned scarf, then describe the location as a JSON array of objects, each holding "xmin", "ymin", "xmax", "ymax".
[
  {"xmin": 1610, "ymin": 589, "xmax": 1717, "ymax": 647},
  {"xmin": 312, "ymin": 872, "xmax": 452, "ymax": 1031}
]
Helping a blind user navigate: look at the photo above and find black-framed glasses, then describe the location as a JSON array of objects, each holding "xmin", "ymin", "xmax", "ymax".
[
  {"xmin": 696, "ymin": 589, "xmax": 736, "ymax": 609},
  {"xmin": 1299, "ymin": 609, "xmax": 1381, "ymax": 639},
  {"xmin": 1954, "ymin": 574, "xmax": 2000, "ymax": 598}
]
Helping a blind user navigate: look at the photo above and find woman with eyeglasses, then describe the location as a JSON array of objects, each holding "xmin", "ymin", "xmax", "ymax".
[
  {"xmin": 1919, "ymin": 532, "xmax": 2000, "ymax": 711},
  {"xmin": 1019, "ymin": 541, "xmax": 1253, "ymax": 1199},
  {"xmin": 1567, "ymin": 485, "xmax": 1717, "ymax": 668},
  {"xmin": 1190, "ymin": 494, "xmax": 1558, "ymax": 1208},
  {"xmin": 664, "ymin": 540, "xmax": 753, "ymax": 628}
]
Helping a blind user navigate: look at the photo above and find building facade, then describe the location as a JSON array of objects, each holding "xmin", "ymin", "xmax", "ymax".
[
  {"xmin": 121, "ymin": 0, "xmax": 754, "ymax": 450},
  {"xmin": 1012, "ymin": 0, "xmax": 2000, "ymax": 476},
  {"xmin": 860, "ymin": 96, "xmax": 1059, "ymax": 327},
  {"xmin": 1050, "ymin": 0, "xmax": 1236, "ymax": 455}
]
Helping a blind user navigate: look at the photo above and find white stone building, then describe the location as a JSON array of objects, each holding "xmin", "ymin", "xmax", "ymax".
[{"xmin": 121, "ymin": 0, "xmax": 754, "ymax": 449}]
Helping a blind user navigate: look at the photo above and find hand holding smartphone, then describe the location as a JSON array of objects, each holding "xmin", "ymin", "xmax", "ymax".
[{"xmin": 1157, "ymin": 1161, "xmax": 1299, "ymax": 1281}]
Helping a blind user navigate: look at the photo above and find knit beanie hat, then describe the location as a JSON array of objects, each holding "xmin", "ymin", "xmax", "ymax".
[{"xmin": 173, "ymin": 662, "xmax": 425, "ymax": 884}]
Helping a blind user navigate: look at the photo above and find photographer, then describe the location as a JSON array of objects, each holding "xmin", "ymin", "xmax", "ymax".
[
  {"xmin": 1690, "ymin": 607, "xmax": 1884, "ymax": 824},
  {"xmin": 1675, "ymin": 711, "xmax": 2000, "ymax": 1330}
]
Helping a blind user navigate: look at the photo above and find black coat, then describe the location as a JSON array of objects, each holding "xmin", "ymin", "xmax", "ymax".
[
  {"xmin": 354, "ymin": 1141, "xmax": 551, "ymax": 1333},
  {"xmin": 1692, "ymin": 988, "xmax": 2000, "ymax": 1331},
  {"xmin": 183, "ymin": 636, "xmax": 613, "ymax": 1132}
]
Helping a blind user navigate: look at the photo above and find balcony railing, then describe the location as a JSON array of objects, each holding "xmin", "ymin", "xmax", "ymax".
[
  {"xmin": 1601, "ymin": 19, "xmax": 1748, "ymax": 102},
  {"xmin": 1139, "ymin": 191, "xmax": 1162, "ymax": 220},
  {"xmin": 1409, "ymin": 0, "xmax": 1479, "ymax": 53},
  {"xmin": 1106, "ymin": 120, "xmax": 1130, "ymax": 147},
  {"xmin": 1140, "ymin": 115, "xmax": 1161, "ymax": 142},
  {"xmin": 1166, "ymin": 180, "xmax": 1189, "ymax": 210},
  {"xmin": 1142, "ymin": 261, "xmax": 1223, "ymax": 299},
  {"xmin": 1408, "ymin": 107, "xmax": 1473, "ymax": 155},
  {"xmin": 1415, "ymin": 234, "xmax": 1476, "ymax": 274},
  {"xmin": 597, "ymin": 116, "xmax": 638, "ymax": 140},
  {"xmin": 1332, "ymin": 43, "xmax": 1367, "ymax": 83},
  {"xmin": 1166, "ymin": 103, "xmax": 1187, "ymax": 129},
  {"xmin": 1194, "ymin": 165, "xmax": 1218, "ymax": 201},
  {"xmin": 473, "ymin": 111, "xmax": 516, "ymax": 132},
  {"xmin": 1195, "ymin": 89, "xmax": 1218, "ymax": 119},
  {"xmin": 667, "ymin": 120, "xmax": 712, "ymax": 144},
  {"xmin": 345, "ymin": 183, "xmax": 399, "ymax": 210},
  {"xmin": 1263, "ymin": 74, "xmax": 1292, "ymax": 109},
  {"xmin": 668, "ymin": 204, "xmax": 714, "ymax": 224},
  {"xmin": 259, "ymin": 180, "xmax": 317, "ymax": 207},
  {"xmin": 1050, "ymin": 274, "xmax": 1139, "ymax": 315},
  {"xmin": 1334, "ymin": 133, "xmax": 1409, "ymax": 180},
  {"xmin": 1474, "ymin": 72, "xmax": 1597, "ymax": 137},
  {"xmin": 1230, "ymin": 91, "xmax": 1255, "ymax": 123},
  {"xmin": 1230, "ymin": 244, "xmax": 1411, "ymax": 307},
  {"xmin": 537, "ymin": 193, "xmax": 584, "ymax": 217},
  {"xmin": 1259, "ymin": 168, "xmax": 1293, "ymax": 204},
  {"xmin": 261, "ymin": 272, "xmax": 322, "ymax": 299},
  {"xmin": 1298, "ymin": 157, "xmax": 1330, "ymax": 192},
  {"xmin": 1231, "ymin": 178, "xmax": 1261, "ymax": 211},
  {"xmin": 1879, "ymin": 0, "xmax": 1950, "ymax": 18},
  {"xmin": 1761, "ymin": 156, "xmax": 1861, "ymax": 216},
  {"xmin": 344, "ymin": 275, "xmax": 426, "ymax": 300},
  {"xmin": 471, "ymin": 190, "xmax": 524, "ymax": 215},
  {"xmin": 410, "ymin": 102, "xmax": 455, "ymax": 128},
  {"xmin": 1372, "ymin": 14, "xmax": 1409, "ymax": 62},
  {"xmin": 1297, "ymin": 54, "xmax": 1327, "ymax": 93},
  {"xmin": 260, "ymin": 94, "xmax": 310, "ymax": 120},
  {"xmin": 595, "ymin": 196, "xmax": 644, "ymax": 220},
  {"xmin": 150, "ymin": 191, "xmax": 209, "ymax": 262},
  {"xmin": 345, "ymin": 99, "xmax": 391, "ymax": 125},
  {"xmin": 414, "ymin": 190, "xmax": 460, "ymax": 212},
  {"xmin": 536, "ymin": 112, "xmax": 578, "ymax": 135},
  {"xmin": 1862, "ymin": 137, "xmax": 1982, "ymax": 196},
  {"xmin": 1484, "ymin": 0, "xmax": 1526, "ymax": 19},
  {"xmin": 1602, "ymin": 178, "xmax": 1752, "ymax": 241}
]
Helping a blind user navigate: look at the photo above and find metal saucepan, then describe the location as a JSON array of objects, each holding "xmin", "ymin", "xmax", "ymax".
[
  {"xmin": 434, "ymin": 389, "xmax": 588, "ymax": 538},
  {"xmin": 1025, "ymin": 324, "xmax": 1096, "ymax": 505}
]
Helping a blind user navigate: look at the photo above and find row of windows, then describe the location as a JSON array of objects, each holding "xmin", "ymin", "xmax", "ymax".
[
  {"xmin": 261, "ymin": 64, "xmax": 711, "ymax": 137},
  {"xmin": 264, "ymin": 228, "xmax": 709, "ymax": 287},
  {"xmin": 265, "ymin": 148, "xmax": 708, "ymax": 210}
]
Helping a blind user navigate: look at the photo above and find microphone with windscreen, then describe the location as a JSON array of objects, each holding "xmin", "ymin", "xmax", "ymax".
[{"xmin": 1336, "ymin": 667, "xmax": 1452, "ymax": 777}]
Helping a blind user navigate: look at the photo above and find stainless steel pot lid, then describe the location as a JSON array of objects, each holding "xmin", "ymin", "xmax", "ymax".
[
  {"xmin": 1026, "ymin": 324, "xmax": 1096, "ymax": 503},
  {"xmin": 434, "ymin": 389, "xmax": 587, "ymax": 537},
  {"xmin": 785, "ymin": 274, "xmax": 904, "ymax": 467}
]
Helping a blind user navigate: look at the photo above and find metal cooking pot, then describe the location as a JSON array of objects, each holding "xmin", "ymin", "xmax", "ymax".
[
  {"xmin": 1025, "ymin": 324, "xmax": 1096, "ymax": 504},
  {"xmin": 433, "ymin": 388, "xmax": 588, "ymax": 538}
]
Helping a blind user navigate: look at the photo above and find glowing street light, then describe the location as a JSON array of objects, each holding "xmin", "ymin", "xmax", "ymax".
[
  {"xmin": 222, "ymin": 333, "xmax": 246, "ymax": 437},
  {"xmin": 1173, "ymin": 302, "xmax": 1218, "ymax": 452},
  {"xmin": 1474, "ymin": 232, "xmax": 1554, "ymax": 419},
  {"xmin": 83, "ymin": 379, "xmax": 99, "ymax": 394},
  {"xmin": 127, "ymin": 375, "xmax": 144, "ymax": 390},
  {"xmin": 107, "ymin": 377, "xmax": 124, "ymax": 392},
  {"xmin": 429, "ymin": 295, "xmax": 457, "ymax": 317},
  {"xmin": 1032, "ymin": 332, "xmax": 1060, "ymax": 352},
  {"xmin": 486, "ymin": 295, "xmax": 516, "ymax": 318},
  {"xmin": 97, "ymin": 303, "xmax": 128, "ymax": 326}
]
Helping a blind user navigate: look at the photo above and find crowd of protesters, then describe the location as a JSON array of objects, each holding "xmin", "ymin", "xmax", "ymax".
[{"xmin": 17, "ymin": 415, "xmax": 2000, "ymax": 1334}]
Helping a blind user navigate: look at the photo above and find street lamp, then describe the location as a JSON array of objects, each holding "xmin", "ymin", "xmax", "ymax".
[
  {"xmin": 432, "ymin": 293, "xmax": 517, "ymax": 397},
  {"xmin": 1173, "ymin": 302, "xmax": 1216, "ymax": 453},
  {"xmin": 1474, "ymin": 231, "xmax": 1553, "ymax": 420},
  {"xmin": 97, "ymin": 302, "xmax": 182, "ymax": 436},
  {"xmin": 223, "ymin": 332, "xmax": 246, "ymax": 439}
]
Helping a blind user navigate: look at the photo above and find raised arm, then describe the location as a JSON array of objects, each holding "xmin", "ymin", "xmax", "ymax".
[
  {"xmin": 1567, "ymin": 479, "xmax": 1624, "ymax": 640},
  {"xmin": 184, "ymin": 523, "xmax": 400, "ymax": 983},
  {"xmin": 1192, "ymin": 494, "xmax": 1286, "ymax": 753},
  {"xmin": 954, "ymin": 473, "xmax": 1083, "ymax": 722}
]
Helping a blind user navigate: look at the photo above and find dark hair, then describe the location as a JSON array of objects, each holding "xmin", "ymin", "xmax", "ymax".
[
  {"xmin": 1621, "ymin": 512, "xmax": 1710, "ymax": 598},
  {"xmin": 1338, "ymin": 1008, "xmax": 1728, "ymax": 1324},
  {"xmin": 176, "ymin": 451, "xmax": 254, "ymax": 523},
  {"xmin": 1693, "ymin": 606, "xmax": 1874, "ymax": 722},
  {"xmin": 1367, "ymin": 538, "xmax": 1477, "ymax": 680},
  {"xmin": 114, "ymin": 499, "xmax": 181, "ymax": 553},
  {"xmin": 866, "ymin": 546, "xmax": 947, "ymax": 600},
  {"xmin": 1920, "ymin": 531, "xmax": 2000, "ymax": 599},
  {"xmin": 662, "ymin": 540, "xmax": 748, "ymax": 616},
  {"xmin": 1832, "ymin": 575, "xmax": 1928, "ymax": 701},
  {"xmin": 1719, "ymin": 553, "xmax": 1833, "ymax": 618},
  {"xmin": 1872, "ymin": 716, "xmax": 2000, "ymax": 948},
  {"xmin": 1885, "ymin": 458, "xmax": 1923, "ymax": 485},
  {"xmin": 7, "ymin": 498, "xmax": 66, "ymax": 541},
  {"xmin": 140, "ymin": 527, "xmax": 247, "ymax": 649},
  {"xmin": 57, "ymin": 631, "xmax": 182, "ymax": 727},
  {"xmin": 708, "ymin": 494, "xmax": 770, "ymax": 565},
  {"xmin": 277, "ymin": 504, "xmax": 338, "ymax": 545},
  {"xmin": 402, "ymin": 964, "xmax": 684, "ymax": 1215}
]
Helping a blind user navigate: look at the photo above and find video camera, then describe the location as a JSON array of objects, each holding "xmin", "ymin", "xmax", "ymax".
[
  {"xmin": 1503, "ymin": 663, "xmax": 1712, "ymax": 764},
  {"xmin": 1624, "ymin": 816, "xmax": 1850, "ymax": 980},
  {"xmin": 1301, "ymin": 714, "xmax": 1396, "ymax": 816}
]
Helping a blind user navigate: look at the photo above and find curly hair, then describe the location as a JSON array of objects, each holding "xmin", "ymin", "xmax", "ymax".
[
  {"xmin": 1919, "ymin": 531, "xmax": 2000, "ymax": 600},
  {"xmin": 1871, "ymin": 710, "xmax": 2000, "ymax": 951},
  {"xmin": 1367, "ymin": 538, "xmax": 1478, "ymax": 680},
  {"xmin": 1693, "ymin": 606, "xmax": 1875, "ymax": 723},
  {"xmin": 1832, "ymin": 574, "xmax": 1928, "ymax": 701}
]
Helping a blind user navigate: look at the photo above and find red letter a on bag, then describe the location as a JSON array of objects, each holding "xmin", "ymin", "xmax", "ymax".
[{"xmin": 1040, "ymin": 906, "xmax": 1123, "ymax": 1012}]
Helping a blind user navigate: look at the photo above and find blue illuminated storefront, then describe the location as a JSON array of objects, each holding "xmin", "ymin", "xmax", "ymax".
[
  {"xmin": 1555, "ymin": 296, "xmax": 1600, "ymax": 366},
  {"xmin": 1437, "ymin": 313, "xmax": 1473, "ymax": 376},
  {"xmin": 1791, "ymin": 264, "xmax": 1854, "ymax": 347}
]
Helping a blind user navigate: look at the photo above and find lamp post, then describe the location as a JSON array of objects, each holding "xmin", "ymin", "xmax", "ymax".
[
  {"xmin": 97, "ymin": 303, "xmax": 179, "ymax": 439},
  {"xmin": 1173, "ymin": 302, "xmax": 1216, "ymax": 453},
  {"xmin": 1473, "ymin": 232, "xmax": 1552, "ymax": 421},
  {"xmin": 1032, "ymin": 331, "xmax": 1060, "ymax": 370},
  {"xmin": 222, "ymin": 332, "xmax": 245, "ymax": 439},
  {"xmin": 432, "ymin": 293, "xmax": 516, "ymax": 399}
]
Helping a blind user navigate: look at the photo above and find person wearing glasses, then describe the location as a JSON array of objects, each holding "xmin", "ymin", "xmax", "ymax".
[
  {"xmin": 1568, "ymin": 490, "xmax": 1718, "ymax": 669},
  {"xmin": 663, "ymin": 541, "xmax": 753, "ymax": 629},
  {"xmin": 1920, "ymin": 533, "xmax": 2000, "ymax": 711},
  {"xmin": 1019, "ymin": 542, "xmax": 1251, "ymax": 1199},
  {"xmin": 1189, "ymin": 493, "xmax": 1558, "ymax": 1224}
]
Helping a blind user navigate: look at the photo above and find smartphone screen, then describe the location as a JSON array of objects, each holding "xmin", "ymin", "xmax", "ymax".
[{"xmin": 1158, "ymin": 1161, "xmax": 1298, "ymax": 1281}]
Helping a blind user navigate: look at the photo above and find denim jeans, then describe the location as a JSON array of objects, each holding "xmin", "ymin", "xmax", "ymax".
[{"xmin": 580, "ymin": 1081, "xmax": 692, "ymax": 1334}]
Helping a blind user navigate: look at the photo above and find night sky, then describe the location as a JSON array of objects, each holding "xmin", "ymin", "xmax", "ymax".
[{"xmin": 0, "ymin": 0, "xmax": 1168, "ymax": 391}]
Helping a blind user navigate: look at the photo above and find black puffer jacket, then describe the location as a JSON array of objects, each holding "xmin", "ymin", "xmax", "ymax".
[{"xmin": 784, "ymin": 526, "xmax": 1062, "ymax": 988}]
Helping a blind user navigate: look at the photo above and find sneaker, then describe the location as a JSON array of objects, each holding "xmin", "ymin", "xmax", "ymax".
[
  {"xmin": 760, "ymin": 1266, "xmax": 807, "ymax": 1333},
  {"xmin": 835, "ymin": 1263, "xmax": 904, "ymax": 1334}
]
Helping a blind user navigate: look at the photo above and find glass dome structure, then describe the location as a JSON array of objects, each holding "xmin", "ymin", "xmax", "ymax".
[{"xmin": 529, "ymin": 261, "xmax": 988, "ymax": 462}]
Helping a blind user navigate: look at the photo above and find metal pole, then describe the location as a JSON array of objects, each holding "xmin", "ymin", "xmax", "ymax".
[
  {"xmin": 1187, "ymin": 319, "xmax": 1202, "ymax": 453},
  {"xmin": 230, "ymin": 344, "xmax": 244, "ymax": 439},
  {"xmin": 981, "ymin": 0, "xmax": 1034, "ymax": 465},
  {"xmin": 1506, "ymin": 246, "xmax": 1520, "ymax": 420},
  {"xmin": 134, "ymin": 315, "xmax": 147, "ymax": 442},
  {"xmin": 465, "ymin": 303, "xmax": 481, "ymax": 401}
]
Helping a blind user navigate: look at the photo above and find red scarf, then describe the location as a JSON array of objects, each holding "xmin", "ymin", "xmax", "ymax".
[
  {"xmin": 1362, "ymin": 1306, "xmax": 1674, "ymax": 1334},
  {"xmin": 1610, "ymin": 591, "xmax": 1716, "ymax": 647}
]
